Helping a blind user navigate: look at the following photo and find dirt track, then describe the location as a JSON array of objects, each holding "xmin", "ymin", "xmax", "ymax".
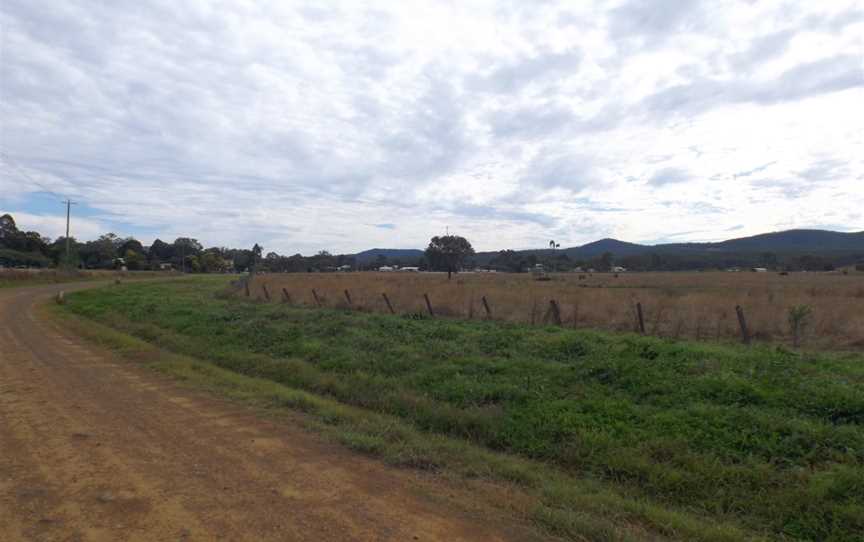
[{"xmin": 0, "ymin": 283, "xmax": 542, "ymax": 541}]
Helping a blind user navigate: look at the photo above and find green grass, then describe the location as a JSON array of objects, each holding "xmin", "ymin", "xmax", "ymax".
[{"xmin": 59, "ymin": 277, "xmax": 864, "ymax": 541}]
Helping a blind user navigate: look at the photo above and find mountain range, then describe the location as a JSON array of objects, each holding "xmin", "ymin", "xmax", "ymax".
[{"xmin": 352, "ymin": 229, "xmax": 864, "ymax": 264}]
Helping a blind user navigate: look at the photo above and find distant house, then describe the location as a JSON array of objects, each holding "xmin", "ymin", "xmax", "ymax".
[
  {"xmin": 378, "ymin": 266, "xmax": 395, "ymax": 272},
  {"xmin": 611, "ymin": 266, "xmax": 627, "ymax": 273},
  {"xmin": 398, "ymin": 266, "xmax": 419, "ymax": 272},
  {"xmin": 337, "ymin": 264, "xmax": 352, "ymax": 272},
  {"xmin": 752, "ymin": 267, "xmax": 769, "ymax": 272},
  {"xmin": 158, "ymin": 262, "xmax": 173, "ymax": 271}
]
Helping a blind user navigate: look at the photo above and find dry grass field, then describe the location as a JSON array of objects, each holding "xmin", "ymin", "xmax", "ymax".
[
  {"xmin": 251, "ymin": 270, "xmax": 864, "ymax": 350},
  {"xmin": 0, "ymin": 268, "xmax": 176, "ymax": 288}
]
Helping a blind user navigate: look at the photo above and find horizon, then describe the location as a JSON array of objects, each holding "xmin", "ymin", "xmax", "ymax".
[
  {"xmin": 2, "ymin": 1, "xmax": 863, "ymax": 254},
  {"xmin": 2, "ymin": 208, "xmax": 861, "ymax": 257}
]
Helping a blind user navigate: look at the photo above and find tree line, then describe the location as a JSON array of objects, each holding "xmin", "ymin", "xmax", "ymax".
[
  {"xmin": 0, "ymin": 214, "xmax": 479, "ymax": 275},
  {"xmin": 1, "ymin": 213, "xmax": 859, "ymax": 273}
]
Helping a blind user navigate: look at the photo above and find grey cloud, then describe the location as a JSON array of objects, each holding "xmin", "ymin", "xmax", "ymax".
[
  {"xmin": 377, "ymin": 75, "xmax": 474, "ymax": 182},
  {"xmin": 647, "ymin": 167, "xmax": 690, "ymax": 186},
  {"xmin": 449, "ymin": 203, "xmax": 558, "ymax": 228},
  {"xmin": 469, "ymin": 49, "xmax": 582, "ymax": 94},
  {"xmin": 487, "ymin": 101, "xmax": 621, "ymax": 140},
  {"xmin": 488, "ymin": 102, "xmax": 576, "ymax": 139},
  {"xmin": 639, "ymin": 54, "xmax": 863, "ymax": 120},
  {"xmin": 797, "ymin": 159, "xmax": 850, "ymax": 182},
  {"xmin": 607, "ymin": 0, "xmax": 704, "ymax": 44},
  {"xmin": 733, "ymin": 162, "xmax": 776, "ymax": 179},
  {"xmin": 730, "ymin": 30, "xmax": 796, "ymax": 71},
  {"xmin": 521, "ymin": 152, "xmax": 604, "ymax": 191},
  {"xmin": 750, "ymin": 179, "xmax": 812, "ymax": 199}
]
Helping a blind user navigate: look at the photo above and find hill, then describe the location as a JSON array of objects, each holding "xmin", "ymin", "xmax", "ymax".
[
  {"xmin": 347, "ymin": 229, "xmax": 864, "ymax": 270},
  {"xmin": 353, "ymin": 248, "xmax": 424, "ymax": 264}
]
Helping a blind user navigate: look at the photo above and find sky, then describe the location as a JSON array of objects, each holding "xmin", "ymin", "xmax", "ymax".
[{"xmin": 1, "ymin": 0, "xmax": 862, "ymax": 255}]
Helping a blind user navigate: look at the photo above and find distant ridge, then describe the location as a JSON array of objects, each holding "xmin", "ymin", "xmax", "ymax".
[
  {"xmin": 353, "ymin": 248, "xmax": 424, "ymax": 263},
  {"xmin": 350, "ymin": 229, "xmax": 864, "ymax": 264}
]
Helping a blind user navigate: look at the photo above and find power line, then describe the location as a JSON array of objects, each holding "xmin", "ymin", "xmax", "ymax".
[{"xmin": 0, "ymin": 151, "xmax": 75, "ymax": 201}]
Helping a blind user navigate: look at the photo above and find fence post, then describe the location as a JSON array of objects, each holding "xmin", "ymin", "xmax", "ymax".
[
  {"xmin": 382, "ymin": 292, "xmax": 395, "ymax": 314},
  {"xmin": 545, "ymin": 299, "xmax": 562, "ymax": 325},
  {"xmin": 344, "ymin": 289, "xmax": 353, "ymax": 307},
  {"xmin": 636, "ymin": 302, "xmax": 645, "ymax": 334},
  {"xmin": 261, "ymin": 283, "xmax": 270, "ymax": 301},
  {"xmin": 735, "ymin": 305, "xmax": 751, "ymax": 345},
  {"xmin": 281, "ymin": 288, "xmax": 291, "ymax": 303},
  {"xmin": 423, "ymin": 293, "xmax": 435, "ymax": 317},
  {"xmin": 311, "ymin": 288, "xmax": 322, "ymax": 307},
  {"xmin": 481, "ymin": 295, "xmax": 492, "ymax": 319},
  {"xmin": 244, "ymin": 278, "xmax": 250, "ymax": 297}
]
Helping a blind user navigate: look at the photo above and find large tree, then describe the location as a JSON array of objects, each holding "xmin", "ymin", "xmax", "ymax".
[
  {"xmin": 149, "ymin": 238, "xmax": 173, "ymax": 263},
  {"xmin": 78, "ymin": 233, "xmax": 120, "ymax": 269},
  {"xmin": 425, "ymin": 235, "xmax": 474, "ymax": 279}
]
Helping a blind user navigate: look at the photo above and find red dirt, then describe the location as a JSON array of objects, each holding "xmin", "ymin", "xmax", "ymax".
[{"xmin": 0, "ymin": 283, "xmax": 547, "ymax": 541}]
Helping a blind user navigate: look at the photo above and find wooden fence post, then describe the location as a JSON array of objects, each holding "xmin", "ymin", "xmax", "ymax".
[
  {"xmin": 261, "ymin": 284, "xmax": 270, "ymax": 301},
  {"xmin": 311, "ymin": 288, "xmax": 322, "ymax": 307},
  {"xmin": 735, "ymin": 305, "xmax": 751, "ymax": 345},
  {"xmin": 244, "ymin": 278, "xmax": 250, "ymax": 297},
  {"xmin": 481, "ymin": 296, "xmax": 492, "ymax": 319},
  {"xmin": 545, "ymin": 299, "xmax": 562, "ymax": 325},
  {"xmin": 344, "ymin": 289, "xmax": 353, "ymax": 307},
  {"xmin": 382, "ymin": 292, "xmax": 395, "ymax": 314},
  {"xmin": 636, "ymin": 302, "xmax": 645, "ymax": 334},
  {"xmin": 281, "ymin": 288, "xmax": 291, "ymax": 303},
  {"xmin": 423, "ymin": 293, "xmax": 435, "ymax": 317}
]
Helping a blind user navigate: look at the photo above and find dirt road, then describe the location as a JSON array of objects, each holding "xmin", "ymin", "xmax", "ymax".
[{"xmin": 0, "ymin": 283, "xmax": 543, "ymax": 541}]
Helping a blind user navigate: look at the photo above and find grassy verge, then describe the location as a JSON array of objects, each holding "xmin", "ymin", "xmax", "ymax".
[{"xmin": 55, "ymin": 277, "xmax": 864, "ymax": 541}]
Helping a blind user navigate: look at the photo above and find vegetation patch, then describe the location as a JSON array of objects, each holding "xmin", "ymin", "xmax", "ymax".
[{"xmin": 58, "ymin": 277, "xmax": 864, "ymax": 541}]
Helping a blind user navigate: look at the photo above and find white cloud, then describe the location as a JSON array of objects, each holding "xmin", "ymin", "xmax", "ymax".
[{"xmin": 0, "ymin": 0, "xmax": 862, "ymax": 254}]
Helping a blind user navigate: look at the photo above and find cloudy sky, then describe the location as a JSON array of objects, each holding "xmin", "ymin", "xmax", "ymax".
[{"xmin": 1, "ymin": 0, "xmax": 862, "ymax": 254}]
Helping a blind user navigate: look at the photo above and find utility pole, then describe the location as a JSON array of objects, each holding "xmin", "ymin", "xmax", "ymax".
[{"xmin": 62, "ymin": 199, "xmax": 77, "ymax": 269}]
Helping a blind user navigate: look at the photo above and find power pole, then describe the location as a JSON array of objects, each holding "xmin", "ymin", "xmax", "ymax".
[{"xmin": 62, "ymin": 199, "xmax": 77, "ymax": 269}]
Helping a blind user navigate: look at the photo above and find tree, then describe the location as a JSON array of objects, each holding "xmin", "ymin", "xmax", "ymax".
[
  {"xmin": 118, "ymin": 237, "xmax": 145, "ymax": 258},
  {"xmin": 599, "ymin": 251, "xmax": 614, "ymax": 272},
  {"xmin": 490, "ymin": 249, "xmax": 523, "ymax": 272},
  {"xmin": 149, "ymin": 238, "xmax": 173, "ymax": 263},
  {"xmin": 425, "ymin": 235, "xmax": 474, "ymax": 279},
  {"xmin": 0, "ymin": 214, "xmax": 17, "ymax": 239},
  {"xmin": 200, "ymin": 249, "xmax": 227, "ymax": 273},
  {"xmin": 250, "ymin": 243, "xmax": 263, "ymax": 272},
  {"xmin": 172, "ymin": 238, "xmax": 202, "ymax": 272},
  {"xmin": 124, "ymin": 249, "xmax": 145, "ymax": 270},
  {"xmin": 173, "ymin": 237, "xmax": 203, "ymax": 254},
  {"xmin": 78, "ymin": 233, "xmax": 120, "ymax": 268}
]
